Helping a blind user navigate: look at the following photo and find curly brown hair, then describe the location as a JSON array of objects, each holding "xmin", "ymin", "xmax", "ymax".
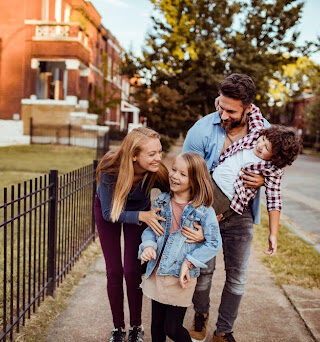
[{"xmin": 259, "ymin": 125, "xmax": 301, "ymax": 168}]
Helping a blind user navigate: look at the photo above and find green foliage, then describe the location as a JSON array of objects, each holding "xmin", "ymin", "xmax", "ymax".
[
  {"xmin": 160, "ymin": 135, "xmax": 175, "ymax": 152},
  {"xmin": 269, "ymin": 56, "xmax": 320, "ymax": 105},
  {"xmin": 124, "ymin": 0, "xmax": 317, "ymax": 134}
]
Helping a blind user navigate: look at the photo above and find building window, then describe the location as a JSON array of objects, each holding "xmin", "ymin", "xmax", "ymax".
[
  {"xmin": 55, "ymin": 0, "xmax": 62, "ymax": 22},
  {"xmin": 42, "ymin": 0, "xmax": 49, "ymax": 21},
  {"xmin": 64, "ymin": 4, "xmax": 71, "ymax": 22}
]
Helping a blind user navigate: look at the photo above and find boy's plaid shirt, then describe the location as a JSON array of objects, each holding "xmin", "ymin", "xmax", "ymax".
[{"xmin": 217, "ymin": 104, "xmax": 284, "ymax": 215}]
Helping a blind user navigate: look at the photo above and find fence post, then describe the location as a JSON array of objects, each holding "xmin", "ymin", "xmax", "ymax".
[
  {"xmin": 92, "ymin": 160, "xmax": 98, "ymax": 241},
  {"xmin": 29, "ymin": 117, "xmax": 33, "ymax": 144},
  {"xmin": 47, "ymin": 170, "xmax": 58, "ymax": 296},
  {"xmin": 68, "ymin": 123, "xmax": 71, "ymax": 146},
  {"xmin": 104, "ymin": 130, "xmax": 110, "ymax": 154}
]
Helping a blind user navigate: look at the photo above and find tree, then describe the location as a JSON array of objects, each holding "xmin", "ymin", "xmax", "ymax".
[
  {"xmin": 125, "ymin": 0, "xmax": 315, "ymax": 136},
  {"xmin": 269, "ymin": 56, "xmax": 320, "ymax": 106}
]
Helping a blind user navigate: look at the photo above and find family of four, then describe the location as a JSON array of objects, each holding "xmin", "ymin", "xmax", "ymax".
[{"xmin": 94, "ymin": 74, "xmax": 301, "ymax": 342}]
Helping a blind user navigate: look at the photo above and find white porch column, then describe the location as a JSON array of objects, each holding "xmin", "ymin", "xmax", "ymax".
[
  {"xmin": 133, "ymin": 109, "xmax": 140, "ymax": 124},
  {"xmin": 120, "ymin": 112, "xmax": 125, "ymax": 131}
]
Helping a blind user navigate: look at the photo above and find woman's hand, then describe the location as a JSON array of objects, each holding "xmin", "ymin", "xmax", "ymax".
[
  {"xmin": 141, "ymin": 246, "xmax": 157, "ymax": 262},
  {"xmin": 241, "ymin": 170, "xmax": 264, "ymax": 189},
  {"xmin": 139, "ymin": 208, "xmax": 166, "ymax": 236},
  {"xmin": 179, "ymin": 260, "xmax": 191, "ymax": 289},
  {"xmin": 181, "ymin": 222, "xmax": 205, "ymax": 243}
]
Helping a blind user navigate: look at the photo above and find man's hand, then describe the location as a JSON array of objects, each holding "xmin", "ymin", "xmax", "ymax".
[
  {"xmin": 264, "ymin": 234, "xmax": 277, "ymax": 256},
  {"xmin": 241, "ymin": 169, "xmax": 264, "ymax": 189},
  {"xmin": 140, "ymin": 246, "xmax": 157, "ymax": 262},
  {"xmin": 179, "ymin": 260, "xmax": 191, "ymax": 288},
  {"xmin": 139, "ymin": 208, "xmax": 166, "ymax": 236},
  {"xmin": 181, "ymin": 222, "xmax": 205, "ymax": 243}
]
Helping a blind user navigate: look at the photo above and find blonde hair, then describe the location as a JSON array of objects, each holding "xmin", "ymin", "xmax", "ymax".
[
  {"xmin": 96, "ymin": 127, "xmax": 169, "ymax": 222},
  {"xmin": 179, "ymin": 152, "xmax": 214, "ymax": 207}
]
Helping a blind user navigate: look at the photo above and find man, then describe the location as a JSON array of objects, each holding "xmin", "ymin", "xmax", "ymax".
[{"xmin": 182, "ymin": 74, "xmax": 269, "ymax": 342}]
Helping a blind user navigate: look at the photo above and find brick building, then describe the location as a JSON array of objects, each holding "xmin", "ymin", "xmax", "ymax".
[{"xmin": 0, "ymin": 0, "xmax": 139, "ymax": 132}]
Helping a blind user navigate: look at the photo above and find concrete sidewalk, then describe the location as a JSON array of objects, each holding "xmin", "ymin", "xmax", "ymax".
[
  {"xmin": 46, "ymin": 144, "xmax": 320, "ymax": 341},
  {"xmin": 46, "ymin": 246, "xmax": 320, "ymax": 342}
]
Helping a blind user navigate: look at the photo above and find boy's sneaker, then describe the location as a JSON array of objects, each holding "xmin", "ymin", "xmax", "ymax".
[
  {"xmin": 212, "ymin": 331, "xmax": 236, "ymax": 342},
  {"xmin": 190, "ymin": 312, "xmax": 209, "ymax": 342},
  {"xmin": 128, "ymin": 325, "xmax": 144, "ymax": 342},
  {"xmin": 109, "ymin": 328, "xmax": 126, "ymax": 342}
]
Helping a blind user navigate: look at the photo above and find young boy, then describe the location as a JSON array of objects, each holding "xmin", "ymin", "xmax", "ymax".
[{"xmin": 212, "ymin": 124, "xmax": 301, "ymax": 255}]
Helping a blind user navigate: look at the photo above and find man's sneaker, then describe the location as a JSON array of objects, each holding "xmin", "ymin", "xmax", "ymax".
[
  {"xmin": 212, "ymin": 331, "xmax": 236, "ymax": 342},
  {"xmin": 109, "ymin": 328, "xmax": 126, "ymax": 342},
  {"xmin": 128, "ymin": 325, "xmax": 144, "ymax": 342},
  {"xmin": 190, "ymin": 312, "xmax": 209, "ymax": 342}
]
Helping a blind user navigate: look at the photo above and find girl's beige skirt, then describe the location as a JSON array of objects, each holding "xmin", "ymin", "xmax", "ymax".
[{"xmin": 141, "ymin": 267, "xmax": 197, "ymax": 307}]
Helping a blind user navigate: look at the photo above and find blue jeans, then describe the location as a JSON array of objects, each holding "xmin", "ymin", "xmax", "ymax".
[{"xmin": 192, "ymin": 207, "xmax": 254, "ymax": 333}]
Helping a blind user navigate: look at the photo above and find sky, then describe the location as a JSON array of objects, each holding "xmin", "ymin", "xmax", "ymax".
[{"xmin": 90, "ymin": 0, "xmax": 320, "ymax": 60}]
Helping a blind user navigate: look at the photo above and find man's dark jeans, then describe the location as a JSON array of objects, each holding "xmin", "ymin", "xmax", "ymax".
[{"xmin": 192, "ymin": 207, "xmax": 254, "ymax": 333}]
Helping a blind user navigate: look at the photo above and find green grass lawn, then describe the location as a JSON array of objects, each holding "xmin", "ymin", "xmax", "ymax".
[
  {"xmin": 254, "ymin": 206, "xmax": 320, "ymax": 289},
  {"xmin": 0, "ymin": 144, "xmax": 96, "ymax": 189}
]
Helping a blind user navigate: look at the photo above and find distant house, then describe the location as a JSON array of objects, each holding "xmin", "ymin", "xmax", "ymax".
[
  {"xmin": 0, "ymin": 0, "xmax": 139, "ymax": 133},
  {"xmin": 292, "ymin": 91, "xmax": 315, "ymax": 134}
]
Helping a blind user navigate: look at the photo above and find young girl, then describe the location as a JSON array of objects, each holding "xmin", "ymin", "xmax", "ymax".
[
  {"xmin": 139, "ymin": 152, "xmax": 222, "ymax": 342},
  {"xmin": 94, "ymin": 127, "xmax": 170, "ymax": 342}
]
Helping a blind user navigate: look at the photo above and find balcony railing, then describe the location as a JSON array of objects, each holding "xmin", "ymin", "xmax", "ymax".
[{"xmin": 33, "ymin": 23, "xmax": 89, "ymax": 48}]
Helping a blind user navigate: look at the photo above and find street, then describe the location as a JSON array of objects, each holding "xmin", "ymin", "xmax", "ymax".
[{"xmin": 280, "ymin": 153, "xmax": 320, "ymax": 244}]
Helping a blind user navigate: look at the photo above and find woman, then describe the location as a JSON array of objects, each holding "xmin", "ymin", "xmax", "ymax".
[{"xmin": 94, "ymin": 127, "xmax": 170, "ymax": 342}]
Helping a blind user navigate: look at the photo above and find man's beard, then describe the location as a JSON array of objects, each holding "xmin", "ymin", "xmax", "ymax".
[{"xmin": 221, "ymin": 109, "xmax": 247, "ymax": 133}]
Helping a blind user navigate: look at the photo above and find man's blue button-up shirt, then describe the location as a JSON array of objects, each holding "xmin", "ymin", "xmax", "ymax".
[{"xmin": 182, "ymin": 110, "xmax": 270, "ymax": 225}]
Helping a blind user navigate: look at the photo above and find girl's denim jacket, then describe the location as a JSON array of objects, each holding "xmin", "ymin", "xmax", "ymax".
[{"xmin": 138, "ymin": 192, "xmax": 222, "ymax": 279}]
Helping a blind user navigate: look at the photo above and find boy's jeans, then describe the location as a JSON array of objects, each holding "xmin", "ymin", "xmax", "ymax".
[{"xmin": 192, "ymin": 207, "xmax": 254, "ymax": 333}]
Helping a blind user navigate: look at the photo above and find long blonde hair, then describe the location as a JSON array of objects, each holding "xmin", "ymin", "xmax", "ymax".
[
  {"xmin": 179, "ymin": 152, "xmax": 214, "ymax": 207},
  {"xmin": 96, "ymin": 127, "xmax": 169, "ymax": 222}
]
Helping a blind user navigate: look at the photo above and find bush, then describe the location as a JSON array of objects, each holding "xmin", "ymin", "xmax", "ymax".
[{"xmin": 160, "ymin": 136, "xmax": 175, "ymax": 153}]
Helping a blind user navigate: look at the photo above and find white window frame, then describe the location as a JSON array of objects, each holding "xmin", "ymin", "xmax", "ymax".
[
  {"xmin": 64, "ymin": 4, "xmax": 71, "ymax": 22},
  {"xmin": 55, "ymin": 0, "xmax": 62, "ymax": 22},
  {"xmin": 42, "ymin": 0, "xmax": 49, "ymax": 21}
]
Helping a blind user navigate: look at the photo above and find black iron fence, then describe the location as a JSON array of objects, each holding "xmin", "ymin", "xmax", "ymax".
[
  {"xmin": 96, "ymin": 131, "xmax": 110, "ymax": 160},
  {"xmin": 0, "ymin": 160, "xmax": 98, "ymax": 341}
]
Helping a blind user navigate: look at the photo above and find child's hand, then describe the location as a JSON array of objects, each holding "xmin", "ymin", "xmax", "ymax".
[
  {"xmin": 216, "ymin": 214, "xmax": 224, "ymax": 222},
  {"xmin": 264, "ymin": 234, "xmax": 277, "ymax": 256},
  {"xmin": 179, "ymin": 260, "xmax": 191, "ymax": 289},
  {"xmin": 141, "ymin": 246, "xmax": 156, "ymax": 262}
]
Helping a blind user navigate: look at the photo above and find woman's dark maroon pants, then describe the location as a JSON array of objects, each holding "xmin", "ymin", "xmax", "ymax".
[{"xmin": 94, "ymin": 196, "xmax": 145, "ymax": 328}]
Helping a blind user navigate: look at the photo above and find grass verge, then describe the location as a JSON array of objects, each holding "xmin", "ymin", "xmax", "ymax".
[
  {"xmin": 253, "ymin": 206, "xmax": 320, "ymax": 289},
  {"xmin": 0, "ymin": 144, "xmax": 96, "ymax": 189},
  {"xmin": 12, "ymin": 240, "xmax": 102, "ymax": 342}
]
